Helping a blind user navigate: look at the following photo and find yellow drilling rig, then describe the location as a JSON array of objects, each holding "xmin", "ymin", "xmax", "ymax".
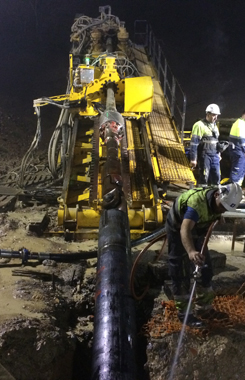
[
  {"xmin": 19, "ymin": 5, "xmax": 195, "ymax": 240},
  {"xmin": 0, "ymin": 6, "xmax": 198, "ymax": 379}
]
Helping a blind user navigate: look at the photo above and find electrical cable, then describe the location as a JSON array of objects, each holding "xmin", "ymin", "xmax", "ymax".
[{"xmin": 19, "ymin": 106, "xmax": 42, "ymax": 188}]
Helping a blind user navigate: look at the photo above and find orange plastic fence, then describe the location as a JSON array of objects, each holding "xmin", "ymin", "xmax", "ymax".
[{"xmin": 143, "ymin": 290, "xmax": 245, "ymax": 338}]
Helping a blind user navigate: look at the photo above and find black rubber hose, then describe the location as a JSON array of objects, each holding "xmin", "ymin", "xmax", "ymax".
[
  {"xmin": 130, "ymin": 233, "xmax": 167, "ymax": 300},
  {"xmin": 131, "ymin": 226, "xmax": 166, "ymax": 247},
  {"xmin": 0, "ymin": 249, "xmax": 97, "ymax": 262},
  {"xmin": 0, "ymin": 226, "xmax": 167, "ymax": 263}
]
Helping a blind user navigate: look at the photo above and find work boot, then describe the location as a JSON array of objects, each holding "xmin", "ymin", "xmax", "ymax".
[
  {"xmin": 173, "ymin": 288, "xmax": 205, "ymax": 328},
  {"xmin": 177, "ymin": 312, "xmax": 205, "ymax": 328},
  {"xmin": 195, "ymin": 308, "xmax": 229, "ymax": 321},
  {"xmin": 195, "ymin": 285, "xmax": 215, "ymax": 311}
]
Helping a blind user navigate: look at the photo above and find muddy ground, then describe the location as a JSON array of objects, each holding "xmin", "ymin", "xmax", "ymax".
[
  {"xmin": 1, "ymin": 210, "xmax": 245, "ymax": 380},
  {"xmin": 1, "ymin": 106, "xmax": 245, "ymax": 379}
]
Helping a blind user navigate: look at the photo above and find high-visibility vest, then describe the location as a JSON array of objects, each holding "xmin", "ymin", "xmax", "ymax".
[
  {"xmin": 171, "ymin": 187, "xmax": 221, "ymax": 235},
  {"xmin": 190, "ymin": 119, "xmax": 219, "ymax": 161},
  {"xmin": 229, "ymin": 118, "xmax": 245, "ymax": 153}
]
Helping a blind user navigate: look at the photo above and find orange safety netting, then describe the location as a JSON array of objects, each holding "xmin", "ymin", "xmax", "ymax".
[{"xmin": 142, "ymin": 286, "xmax": 245, "ymax": 338}]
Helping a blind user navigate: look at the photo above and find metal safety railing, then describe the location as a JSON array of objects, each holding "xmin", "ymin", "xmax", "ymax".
[{"xmin": 134, "ymin": 20, "xmax": 186, "ymax": 143}]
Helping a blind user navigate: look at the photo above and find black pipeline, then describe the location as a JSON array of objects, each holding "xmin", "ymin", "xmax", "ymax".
[
  {"xmin": 0, "ymin": 224, "xmax": 165, "ymax": 266},
  {"xmin": 91, "ymin": 80, "xmax": 136, "ymax": 379},
  {"xmin": 0, "ymin": 248, "xmax": 97, "ymax": 265},
  {"xmin": 92, "ymin": 209, "xmax": 136, "ymax": 380}
]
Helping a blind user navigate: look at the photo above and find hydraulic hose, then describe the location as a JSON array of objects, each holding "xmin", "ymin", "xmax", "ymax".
[
  {"xmin": 131, "ymin": 226, "xmax": 166, "ymax": 247},
  {"xmin": 130, "ymin": 232, "xmax": 167, "ymax": 300},
  {"xmin": 200, "ymin": 219, "xmax": 219, "ymax": 255}
]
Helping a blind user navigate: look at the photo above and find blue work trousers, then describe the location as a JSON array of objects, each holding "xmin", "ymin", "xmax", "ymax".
[
  {"xmin": 229, "ymin": 149, "xmax": 245, "ymax": 185},
  {"xmin": 198, "ymin": 153, "xmax": 220, "ymax": 186}
]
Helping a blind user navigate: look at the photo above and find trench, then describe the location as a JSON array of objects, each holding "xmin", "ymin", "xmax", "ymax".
[
  {"xmin": 71, "ymin": 293, "xmax": 156, "ymax": 380},
  {"xmin": 1, "ymin": 229, "xmax": 245, "ymax": 379},
  {"xmin": 0, "ymin": 246, "xmax": 162, "ymax": 380}
]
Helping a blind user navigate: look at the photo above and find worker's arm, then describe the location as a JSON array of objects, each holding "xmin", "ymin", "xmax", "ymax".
[
  {"xmin": 180, "ymin": 218, "xmax": 204, "ymax": 266},
  {"xmin": 189, "ymin": 121, "xmax": 202, "ymax": 166}
]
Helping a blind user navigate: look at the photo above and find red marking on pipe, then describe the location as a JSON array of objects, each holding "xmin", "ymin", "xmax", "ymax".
[
  {"xmin": 95, "ymin": 289, "xmax": 102, "ymax": 300},
  {"xmin": 110, "ymin": 121, "xmax": 119, "ymax": 133},
  {"xmin": 97, "ymin": 266, "xmax": 105, "ymax": 275}
]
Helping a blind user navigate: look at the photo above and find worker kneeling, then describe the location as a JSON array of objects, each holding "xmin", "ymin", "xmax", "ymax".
[{"xmin": 166, "ymin": 183, "xmax": 242, "ymax": 327}]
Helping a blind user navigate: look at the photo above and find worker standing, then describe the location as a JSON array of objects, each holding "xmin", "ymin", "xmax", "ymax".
[
  {"xmin": 190, "ymin": 104, "xmax": 222, "ymax": 186},
  {"xmin": 229, "ymin": 111, "xmax": 245, "ymax": 186},
  {"xmin": 165, "ymin": 183, "xmax": 242, "ymax": 327}
]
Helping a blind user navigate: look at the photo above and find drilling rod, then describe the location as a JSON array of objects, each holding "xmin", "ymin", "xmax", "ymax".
[{"xmin": 91, "ymin": 83, "xmax": 136, "ymax": 380}]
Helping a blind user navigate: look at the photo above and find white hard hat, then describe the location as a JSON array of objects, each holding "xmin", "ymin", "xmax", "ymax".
[
  {"xmin": 218, "ymin": 183, "xmax": 242, "ymax": 211},
  {"xmin": 205, "ymin": 104, "xmax": 221, "ymax": 115}
]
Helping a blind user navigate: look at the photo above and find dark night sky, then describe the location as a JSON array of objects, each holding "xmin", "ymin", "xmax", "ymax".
[{"xmin": 1, "ymin": 0, "xmax": 245, "ymax": 129}]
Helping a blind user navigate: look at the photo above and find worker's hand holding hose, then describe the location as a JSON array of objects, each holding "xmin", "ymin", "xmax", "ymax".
[{"xmin": 188, "ymin": 250, "xmax": 205, "ymax": 266}]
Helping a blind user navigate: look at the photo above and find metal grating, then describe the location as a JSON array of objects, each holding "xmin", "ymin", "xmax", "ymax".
[
  {"xmin": 128, "ymin": 150, "xmax": 149, "ymax": 201},
  {"xmin": 149, "ymin": 100, "xmax": 195, "ymax": 183},
  {"xmin": 126, "ymin": 120, "xmax": 150, "ymax": 202},
  {"xmin": 132, "ymin": 45, "xmax": 195, "ymax": 185}
]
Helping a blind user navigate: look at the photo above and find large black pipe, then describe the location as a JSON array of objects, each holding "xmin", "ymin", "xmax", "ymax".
[
  {"xmin": 92, "ymin": 209, "xmax": 136, "ymax": 380},
  {"xmin": 92, "ymin": 81, "xmax": 136, "ymax": 379}
]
